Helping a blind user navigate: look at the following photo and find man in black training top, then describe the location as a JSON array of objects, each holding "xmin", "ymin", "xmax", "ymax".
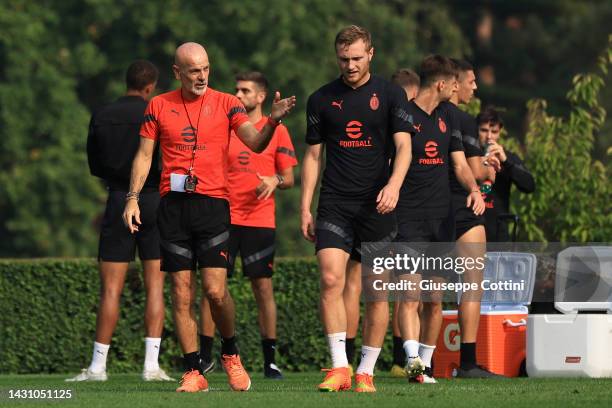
[
  {"xmin": 395, "ymin": 55, "xmax": 485, "ymax": 384},
  {"xmin": 439, "ymin": 59, "xmax": 502, "ymax": 378},
  {"xmin": 68, "ymin": 60, "xmax": 172, "ymax": 382},
  {"xmin": 341, "ymin": 68, "xmax": 421, "ymax": 373},
  {"xmin": 477, "ymin": 107, "xmax": 535, "ymax": 241},
  {"xmin": 301, "ymin": 25, "xmax": 413, "ymax": 392}
]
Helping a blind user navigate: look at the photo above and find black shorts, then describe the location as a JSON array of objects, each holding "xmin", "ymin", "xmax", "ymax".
[
  {"xmin": 395, "ymin": 210, "xmax": 455, "ymax": 278},
  {"xmin": 452, "ymin": 194, "xmax": 485, "ymax": 239},
  {"xmin": 98, "ymin": 190, "xmax": 160, "ymax": 262},
  {"xmin": 227, "ymin": 225, "xmax": 275, "ymax": 279},
  {"xmin": 396, "ymin": 216, "xmax": 455, "ymax": 243},
  {"xmin": 157, "ymin": 193, "xmax": 230, "ymax": 272},
  {"xmin": 315, "ymin": 199, "xmax": 397, "ymax": 262}
]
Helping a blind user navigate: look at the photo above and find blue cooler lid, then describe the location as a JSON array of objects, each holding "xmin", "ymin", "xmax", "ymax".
[{"xmin": 458, "ymin": 252, "xmax": 537, "ymax": 309}]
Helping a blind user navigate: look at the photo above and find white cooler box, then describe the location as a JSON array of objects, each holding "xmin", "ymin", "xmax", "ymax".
[
  {"xmin": 527, "ymin": 314, "xmax": 612, "ymax": 377},
  {"xmin": 527, "ymin": 246, "xmax": 612, "ymax": 378}
]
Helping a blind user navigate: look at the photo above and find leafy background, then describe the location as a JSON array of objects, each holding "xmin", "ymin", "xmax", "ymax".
[{"xmin": 1, "ymin": 0, "xmax": 610, "ymax": 258}]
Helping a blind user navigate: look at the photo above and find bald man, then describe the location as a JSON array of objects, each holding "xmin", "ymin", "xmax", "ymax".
[{"xmin": 123, "ymin": 42, "xmax": 295, "ymax": 393}]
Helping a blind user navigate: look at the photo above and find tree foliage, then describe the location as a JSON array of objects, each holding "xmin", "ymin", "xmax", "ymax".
[
  {"xmin": 514, "ymin": 36, "xmax": 612, "ymax": 242},
  {"xmin": 0, "ymin": 1, "xmax": 105, "ymax": 256},
  {"xmin": 0, "ymin": 0, "xmax": 468, "ymax": 257},
  {"xmin": 0, "ymin": 0, "xmax": 609, "ymax": 257}
]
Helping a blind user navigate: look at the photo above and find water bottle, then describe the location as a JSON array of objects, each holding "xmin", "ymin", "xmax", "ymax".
[{"xmin": 483, "ymin": 142, "xmax": 493, "ymax": 166}]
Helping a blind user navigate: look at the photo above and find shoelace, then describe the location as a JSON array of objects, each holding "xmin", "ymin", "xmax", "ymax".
[
  {"xmin": 226, "ymin": 357, "xmax": 244, "ymax": 376},
  {"xmin": 180, "ymin": 369, "xmax": 199, "ymax": 385},
  {"xmin": 320, "ymin": 368, "xmax": 345, "ymax": 382}
]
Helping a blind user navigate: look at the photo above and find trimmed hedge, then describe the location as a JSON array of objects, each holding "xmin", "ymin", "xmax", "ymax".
[{"xmin": 0, "ymin": 258, "xmax": 397, "ymax": 374}]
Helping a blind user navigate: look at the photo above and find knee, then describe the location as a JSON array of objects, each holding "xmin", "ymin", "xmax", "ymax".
[
  {"xmin": 320, "ymin": 272, "xmax": 343, "ymax": 294},
  {"xmin": 100, "ymin": 285, "xmax": 122, "ymax": 302},
  {"xmin": 423, "ymin": 302, "xmax": 443, "ymax": 315},
  {"xmin": 172, "ymin": 294, "xmax": 192, "ymax": 313},
  {"xmin": 399, "ymin": 300, "xmax": 420, "ymax": 312},
  {"xmin": 172, "ymin": 285, "xmax": 193, "ymax": 312},
  {"xmin": 205, "ymin": 286, "xmax": 227, "ymax": 307},
  {"xmin": 252, "ymin": 279, "xmax": 273, "ymax": 300},
  {"xmin": 344, "ymin": 276, "xmax": 361, "ymax": 294}
]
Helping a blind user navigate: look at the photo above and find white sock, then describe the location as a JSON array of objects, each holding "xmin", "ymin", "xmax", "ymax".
[
  {"xmin": 403, "ymin": 339, "xmax": 420, "ymax": 361},
  {"xmin": 419, "ymin": 343, "xmax": 436, "ymax": 368},
  {"xmin": 144, "ymin": 337, "xmax": 161, "ymax": 371},
  {"xmin": 327, "ymin": 332, "xmax": 349, "ymax": 368},
  {"xmin": 89, "ymin": 342, "xmax": 110, "ymax": 373},
  {"xmin": 356, "ymin": 345, "xmax": 381, "ymax": 376}
]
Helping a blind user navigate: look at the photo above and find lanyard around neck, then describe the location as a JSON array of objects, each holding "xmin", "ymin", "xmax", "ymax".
[{"xmin": 181, "ymin": 91, "xmax": 205, "ymax": 175}]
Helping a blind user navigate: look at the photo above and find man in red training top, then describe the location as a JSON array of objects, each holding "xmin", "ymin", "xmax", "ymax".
[{"xmin": 122, "ymin": 42, "xmax": 295, "ymax": 393}]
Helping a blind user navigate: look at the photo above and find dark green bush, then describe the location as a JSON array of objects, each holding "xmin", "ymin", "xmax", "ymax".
[{"xmin": 0, "ymin": 258, "xmax": 400, "ymax": 374}]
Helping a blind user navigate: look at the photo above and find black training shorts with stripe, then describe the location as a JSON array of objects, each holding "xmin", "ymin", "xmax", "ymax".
[
  {"xmin": 315, "ymin": 200, "xmax": 397, "ymax": 262},
  {"xmin": 157, "ymin": 192, "xmax": 230, "ymax": 272},
  {"xmin": 227, "ymin": 225, "xmax": 275, "ymax": 279}
]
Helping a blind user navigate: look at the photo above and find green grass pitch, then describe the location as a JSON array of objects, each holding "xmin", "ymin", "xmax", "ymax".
[{"xmin": 1, "ymin": 372, "xmax": 611, "ymax": 407}]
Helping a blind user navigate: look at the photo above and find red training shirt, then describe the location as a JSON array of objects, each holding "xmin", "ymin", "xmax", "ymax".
[
  {"xmin": 140, "ymin": 88, "xmax": 249, "ymax": 199},
  {"xmin": 227, "ymin": 117, "xmax": 297, "ymax": 228}
]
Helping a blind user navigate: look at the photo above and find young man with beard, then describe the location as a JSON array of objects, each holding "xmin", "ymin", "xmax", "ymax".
[
  {"xmin": 199, "ymin": 72, "xmax": 297, "ymax": 379},
  {"xmin": 395, "ymin": 55, "xmax": 485, "ymax": 384},
  {"xmin": 123, "ymin": 42, "xmax": 295, "ymax": 392},
  {"xmin": 343, "ymin": 67, "xmax": 422, "ymax": 376},
  {"xmin": 301, "ymin": 25, "xmax": 413, "ymax": 392}
]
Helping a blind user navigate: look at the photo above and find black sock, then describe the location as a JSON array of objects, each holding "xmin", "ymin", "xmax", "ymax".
[
  {"xmin": 262, "ymin": 338, "xmax": 277, "ymax": 366},
  {"xmin": 460, "ymin": 342, "xmax": 477, "ymax": 369},
  {"xmin": 199, "ymin": 335, "xmax": 214, "ymax": 362},
  {"xmin": 221, "ymin": 336, "xmax": 239, "ymax": 356},
  {"xmin": 183, "ymin": 351, "xmax": 201, "ymax": 373},
  {"xmin": 392, "ymin": 336, "xmax": 405, "ymax": 366},
  {"xmin": 345, "ymin": 337, "xmax": 356, "ymax": 365}
]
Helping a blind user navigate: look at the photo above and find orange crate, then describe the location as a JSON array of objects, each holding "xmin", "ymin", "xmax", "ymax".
[{"xmin": 433, "ymin": 309, "xmax": 527, "ymax": 378}]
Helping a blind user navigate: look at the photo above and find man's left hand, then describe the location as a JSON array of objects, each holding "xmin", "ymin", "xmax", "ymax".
[
  {"xmin": 270, "ymin": 91, "xmax": 297, "ymax": 121},
  {"xmin": 255, "ymin": 173, "xmax": 279, "ymax": 200}
]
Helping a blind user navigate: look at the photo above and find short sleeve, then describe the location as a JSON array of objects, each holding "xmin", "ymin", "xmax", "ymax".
[
  {"xmin": 226, "ymin": 95, "xmax": 249, "ymax": 132},
  {"xmin": 447, "ymin": 106, "xmax": 464, "ymax": 153},
  {"xmin": 388, "ymin": 83, "xmax": 416, "ymax": 135},
  {"xmin": 274, "ymin": 125, "xmax": 298, "ymax": 171},
  {"xmin": 461, "ymin": 113, "xmax": 483, "ymax": 158},
  {"xmin": 306, "ymin": 93, "xmax": 324, "ymax": 145},
  {"xmin": 140, "ymin": 97, "xmax": 160, "ymax": 141}
]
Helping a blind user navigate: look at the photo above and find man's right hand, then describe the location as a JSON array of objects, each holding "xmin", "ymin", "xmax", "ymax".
[
  {"xmin": 123, "ymin": 199, "xmax": 141, "ymax": 233},
  {"xmin": 301, "ymin": 211, "xmax": 316, "ymax": 242}
]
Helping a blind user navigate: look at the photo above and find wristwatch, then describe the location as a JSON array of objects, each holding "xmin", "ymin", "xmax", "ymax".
[
  {"xmin": 268, "ymin": 115, "xmax": 281, "ymax": 127},
  {"xmin": 276, "ymin": 174, "xmax": 285, "ymax": 186}
]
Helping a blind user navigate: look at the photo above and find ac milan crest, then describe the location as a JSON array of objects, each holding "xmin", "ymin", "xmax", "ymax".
[
  {"xmin": 370, "ymin": 93, "xmax": 379, "ymax": 111},
  {"xmin": 438, "ymin": 117, "xmax": 447, "ymax": 133}
]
